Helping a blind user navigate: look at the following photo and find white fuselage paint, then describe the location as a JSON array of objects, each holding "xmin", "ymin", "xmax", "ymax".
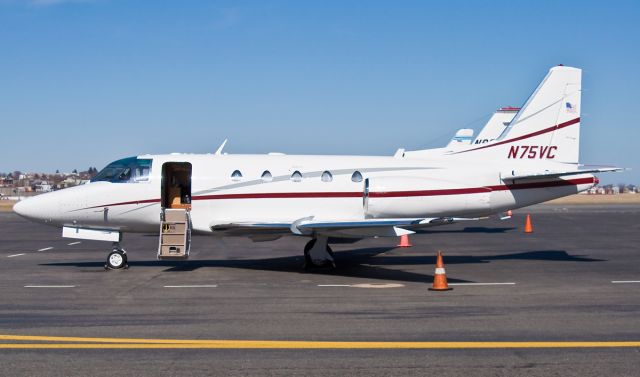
[{"xmin": 15, "ymin": 153, "xmax": 596, "ymax": 235}]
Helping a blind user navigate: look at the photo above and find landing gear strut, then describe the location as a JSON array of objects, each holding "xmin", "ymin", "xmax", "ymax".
[
  {"xmin": 303, "ymin": 236, "xmax": 335, "ymax": 269},
  {"xmin": 105, "ymin": 243, "xmax": 128, "ymax": 270}
]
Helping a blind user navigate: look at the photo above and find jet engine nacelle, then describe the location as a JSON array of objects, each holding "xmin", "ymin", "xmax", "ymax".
[{"xmin": 364, "ymin": 176, "xmax": 492, "ymax": 218}]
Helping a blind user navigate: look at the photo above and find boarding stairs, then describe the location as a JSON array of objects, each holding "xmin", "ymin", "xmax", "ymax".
[{"xmin": 157, "ymin": 208, "xmax": 191, "ymax": 260}]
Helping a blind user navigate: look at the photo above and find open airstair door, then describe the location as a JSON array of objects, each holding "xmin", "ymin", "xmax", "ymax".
[{"xmin": 158, "ymin": 162, "xmax": 192, "ymax": 260}]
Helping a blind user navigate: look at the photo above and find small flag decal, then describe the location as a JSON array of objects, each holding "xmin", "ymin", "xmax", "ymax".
[{"xmin": 565, "ymin": 102, "xmax": 576, "ymax": 113}]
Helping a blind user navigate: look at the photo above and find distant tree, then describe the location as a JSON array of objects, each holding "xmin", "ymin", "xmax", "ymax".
[
  {"xmin": 34, "ymin": 173, "xmax": 40, "ymax": 179},
  {"xmin": 72, "ymin": 169, "xmax": 78, "ymax": 174},
  {"xmin": 55, "ymin": 169, "xmax": 60, "ymax": 174}
]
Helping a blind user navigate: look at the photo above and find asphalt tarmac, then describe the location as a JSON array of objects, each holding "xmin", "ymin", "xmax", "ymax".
[{"xmin": 1, "ymin": 205, "xmax": 639, "ymax": 376}]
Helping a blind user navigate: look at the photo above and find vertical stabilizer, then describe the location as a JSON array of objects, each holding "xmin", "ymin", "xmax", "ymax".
[
  {"xmin": 454, "ymin": 66, "xmax": 582, "ymax": 165},
  {"xmin": 472, "ymin": 107, "xmax": 519, "ymax": 146},
  {"xmin": 446, "ymin": 129, "xmax": 474, "ymax": 148}
]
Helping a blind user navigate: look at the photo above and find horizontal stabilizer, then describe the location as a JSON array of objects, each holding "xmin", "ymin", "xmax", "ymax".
[{"xmin": 501, "ymin": 166, "xmax": 622, "ymax": 181}]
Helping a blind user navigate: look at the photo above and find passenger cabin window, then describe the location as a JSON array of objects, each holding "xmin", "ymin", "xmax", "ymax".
[
  {"xmin": 351, "ymin": 171, "xmax": 363, "ymax": 182},
  {"xmin": 261, "ymin": 170, "xmax": 273, "ymax": 182},
  {"xmin": 291, "ymin": 170, "xmax": 302, "ymax": 182},
  {"xmin": 321, "ymin": 171, "xmax": 333, "ymax": 182},
  {"xmin": 231, "ymin": 170, "xmax": 243, "ymax": 181},
  {"xmin": 91, "ymin": 157, "xmax": 153, "ymax": 183}
]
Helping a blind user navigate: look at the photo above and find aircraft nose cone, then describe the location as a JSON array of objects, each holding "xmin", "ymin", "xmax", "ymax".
[
  {"xmin": 13, "ymin": 196, "xmax": 50, "ymax": 222},
  {"xmin": 13, "ymin": 198, "xmax": 36, "ymax": 219}
]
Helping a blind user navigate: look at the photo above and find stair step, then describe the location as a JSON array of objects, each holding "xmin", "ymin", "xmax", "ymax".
[{"xmin": 158, "ymin": 208, "xmax": 191, "ymax": 260}]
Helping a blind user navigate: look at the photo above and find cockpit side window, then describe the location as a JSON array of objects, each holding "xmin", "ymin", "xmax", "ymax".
[{"xmin": 92, "ymin": 157, "xmax": 153, "ymax": 183}]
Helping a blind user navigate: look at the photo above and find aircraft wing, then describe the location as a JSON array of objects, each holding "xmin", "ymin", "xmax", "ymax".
[
  {"xmin": 501, "ymin": 166, "xmax": 621, "ymax": 181},
  {"xmin": 211, "ymin": 216, "xmax": 480, "ymax": 238}
]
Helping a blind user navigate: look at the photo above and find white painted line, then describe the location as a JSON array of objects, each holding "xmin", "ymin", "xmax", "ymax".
[
  {"xmin": 24, "ymin": 285, "xmax": 76, "ymax": 288},
  {"xmin": 163, "ymin": 285, "xmax": 218, "ymax": 288},
  {"xmin": 448, "ymin": 282, "xmax": 516, "ymax": 286},
  {"xmin": 37, "ymin": 247, "xmax": 53, "ymax": 252},
  {"xmin": 67, "ymin": 241, "xmax": 82, "ymax": 246},
  {"xmin": 7, "ymin": 253, "xmax": 25, "ymax": 258},
  {"xmin": 351, "ymin": 283, "xmax": 405, "ymax": 289},
  {"xmin": 317, "ymin": 284, "xmax": 351, "ymax": 287},
  {"xmin": 611, "ymin": 281, "xmax": 640, "ymax": 284}
]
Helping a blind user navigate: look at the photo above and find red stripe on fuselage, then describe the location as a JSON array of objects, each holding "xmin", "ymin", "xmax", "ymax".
[
  {"xmin": 193, "ymin": 192, "xmax": 363, "ymax": 200},
  {"xmin": 368, "ymin": 187, "xmax": 490, "ymax": 198},
  {"xmin": 364, "ymin": 177, "xmax": 593, "ymax": 198},
  {"xmin": 85, "ymin": 177, "xmax": 595, "ymax": 209},
  {"xmin": 85, "ymin": 198, "xmax": 160, "ymax": 210}
]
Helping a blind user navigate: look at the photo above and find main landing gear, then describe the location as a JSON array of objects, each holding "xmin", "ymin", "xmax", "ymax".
[
  {"xmin": 105, "ymin": 243, "xmax": 128, "ymax": 270},
  {"xmin": 303, "ymin": 236, "xmax": 335, "ymax": 269}
]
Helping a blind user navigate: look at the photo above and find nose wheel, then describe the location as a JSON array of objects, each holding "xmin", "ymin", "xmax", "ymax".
[{"xmin": 105, "ymin": 244, "xmax": 128, "ymax": 270}]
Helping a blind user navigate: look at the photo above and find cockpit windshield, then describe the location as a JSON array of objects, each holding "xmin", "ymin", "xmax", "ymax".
[{"xmin": 91, "ymin": 157, "xmax": 153, "ymax": 183}]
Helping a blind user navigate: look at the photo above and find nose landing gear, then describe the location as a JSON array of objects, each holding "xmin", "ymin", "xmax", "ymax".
[{"xmin": 105, "ymin": 243, "xmax": 128, "ymax": 270}]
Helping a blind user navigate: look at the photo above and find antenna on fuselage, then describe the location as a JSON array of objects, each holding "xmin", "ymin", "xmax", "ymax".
[{"xmin": 215, "ymin": 139, "xmax": 228, "ymax": 155}]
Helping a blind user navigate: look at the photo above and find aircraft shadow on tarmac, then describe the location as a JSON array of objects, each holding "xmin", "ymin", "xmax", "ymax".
[
  {"xmin": 40, "ymin": 247, "xmax": 605, "ymax": 284},
  {"xmin": 416, "ymin": 226, "xmax": 517, "ymax": 234}
]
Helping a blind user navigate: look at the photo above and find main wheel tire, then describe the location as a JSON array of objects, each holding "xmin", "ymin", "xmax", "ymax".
[{"xmin": 106, "ymin": 250, "xmax": 127, "ymax": 270}]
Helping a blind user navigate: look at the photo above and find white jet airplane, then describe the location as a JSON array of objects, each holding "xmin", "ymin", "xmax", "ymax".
[{"xmin": 14, "ymin": 65, "xmax": 619, "ymax": 270}]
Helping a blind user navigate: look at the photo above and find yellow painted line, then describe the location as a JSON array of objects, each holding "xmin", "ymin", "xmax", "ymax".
[
  {"xmin": 0, "ymin": 335, "xmax": 213, "ymax": 344},
  {"xmin": 0, "ymin": 342, "xmax": 639, "ymax": 349},
  {"xmin": 0, "ymin": 336, "xmax": 639, "ymax": 349}
]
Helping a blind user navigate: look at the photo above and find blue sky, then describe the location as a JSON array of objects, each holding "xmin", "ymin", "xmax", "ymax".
[{"xmin": 1, "ymin": 0, "xmax": 638, "ymax": 184}]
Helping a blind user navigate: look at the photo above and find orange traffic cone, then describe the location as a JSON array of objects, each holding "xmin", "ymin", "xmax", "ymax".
[
  {"xmin": 397, "ymin": 234, "xmax": 412, "ymax": 247},
  {"xmin": 429, "ymin": 251, "xmax": 452, "ymax": 291},
  {"xmin": 524, "ymin": 214, "xmax": 533, "ymax": 233}
]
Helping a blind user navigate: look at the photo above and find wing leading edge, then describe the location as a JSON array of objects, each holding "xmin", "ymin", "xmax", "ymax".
[{"xmin": 210, "ymin": 216, "xmax": 480, "ymax": 238}]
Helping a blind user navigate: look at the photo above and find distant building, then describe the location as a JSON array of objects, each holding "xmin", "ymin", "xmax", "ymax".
[
  {"xmin": 34, "ymin": 181, "xmax": 53, "ymax": 193},
  {"xmin": 0, "ymin": 176, "xmax": 13, "ymax": 187}
]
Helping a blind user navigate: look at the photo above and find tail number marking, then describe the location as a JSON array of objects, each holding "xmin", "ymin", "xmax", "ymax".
[{"xmin": 508, "ymin": 146, "xmax": 557, "ymax": 159}]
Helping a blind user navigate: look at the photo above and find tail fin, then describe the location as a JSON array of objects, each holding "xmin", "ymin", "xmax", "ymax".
[
  {"xmin": 446, "ymin": 128, "xmax": 474, "ymax": 148},
  {"xmin": 453, "ymin": 66, "xmax": 582, "ymax": 164},
  {"xmin": 472, "ymin": 107, "xmax": 519, "ymax": 146}
]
